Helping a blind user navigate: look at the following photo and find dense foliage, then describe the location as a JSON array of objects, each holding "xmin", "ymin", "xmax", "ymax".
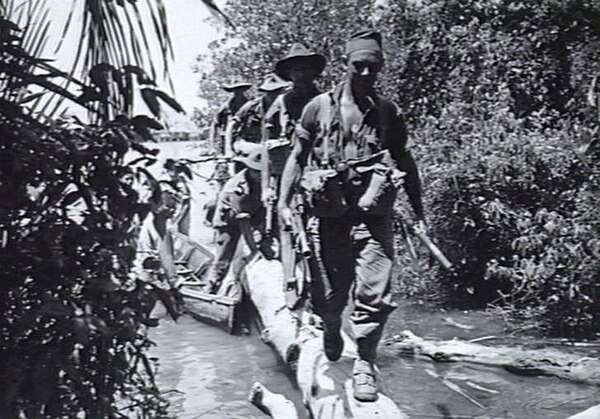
[
  {"xmin": 0, "ymin": 0, "xmax": 192, "ymax": 416},
  {"xmin": 196, "ymin": 0, "xmax": 600, "ymax": 338}
]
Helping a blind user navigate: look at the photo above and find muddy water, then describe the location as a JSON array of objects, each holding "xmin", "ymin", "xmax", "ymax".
[{"xmin": 145, "ymin": 142, "xmax": 599, "ymax": 418}]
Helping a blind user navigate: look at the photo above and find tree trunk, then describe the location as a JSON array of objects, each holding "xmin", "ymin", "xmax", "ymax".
[
  {"xmin": 387, "ymin": 330, "xmax": 600, "ymax": 386},
  {"xmin": 249, "ymin": 382, "xmax": 299, "ymax": 419},
  {"xmin": 566, "ymin": 404, "xmax": 600, "ymax": 419},
  {"xmin": 244, "ymin": 255, "xmax": 408, "ymax": 419}
]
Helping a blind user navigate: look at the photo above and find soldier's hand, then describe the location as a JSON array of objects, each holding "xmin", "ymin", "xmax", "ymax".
[
  {"xmin": 233, "ymin": 139, "xmax": 254, "ymax": 155},
  {"xmin": 278, "ymin": 206, "xmax": 293, "ymax": 230},
  {"xmin": 414, "ymin": 219, "xmax": 427, "ymax": 236}
]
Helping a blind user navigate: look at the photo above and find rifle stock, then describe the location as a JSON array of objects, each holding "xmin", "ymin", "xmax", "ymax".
[
  {"xmin": 399, "ymin": 216, "xmax": 453, "ymax": 270},
  {"xmin": 414, "ymin": 230, "xmax": 453, "ymax": 270}
]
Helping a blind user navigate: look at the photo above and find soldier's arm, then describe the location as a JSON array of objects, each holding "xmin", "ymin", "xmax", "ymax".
[
  {"xmin": 278, "ymin": 100, "xmax": 317, "ymax": 210},
  {"xmin": 389, "ymin": 107, "xmax": 425, "ymax": 221},
  {"xmin": 229, "ymin": 102, "xmax": 251, "ymax": 154}
]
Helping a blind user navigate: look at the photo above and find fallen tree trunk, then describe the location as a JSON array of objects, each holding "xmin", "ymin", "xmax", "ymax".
[
  {"xmin": 249, "ymin": 382, "xmax": 299, "ymax": 419},
  {"xmin": 244, "ymin": 255, "xmax": 408, "ymax": 419},
  {"xmin": 387, "ymin": 330, "xmax": 600, "ymax": 386},
  {"xmin": 566, "ymin": 404, "xmax": 600, "ymax": 419}
]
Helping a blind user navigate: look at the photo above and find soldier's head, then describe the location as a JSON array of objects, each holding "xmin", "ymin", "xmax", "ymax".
[
  {"xmin": 275, "ymin": 43, "xmax": 326, "ymax": 87},
  {"xmin": 258, "ymin": 74, "xmax": 289, "ymax": 102},
  {"xmin": 343, "ymin": 30, "xmax": 384, "ymax": 93},
  {"xmin": 222, "ymin": 82, "xmax": 252, "ymax": 98}
]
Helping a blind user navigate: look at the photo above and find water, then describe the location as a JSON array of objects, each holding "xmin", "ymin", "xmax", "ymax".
[
  {"xmin": 145, "ymin": 142, "xmax": 599, "ymax": 419},
  {"xmin": 150, "ymin": 316, "xmax": 304, "ymax": 418}
]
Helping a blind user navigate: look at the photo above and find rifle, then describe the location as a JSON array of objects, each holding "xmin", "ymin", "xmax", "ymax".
[
  {"xmin": 281, "ymin": 196, "xmax": 312, "ymax": 309},
  {"xmin": 181, "ymin": 155, "xmax": 232, "ymax": 165},
  {"xmin": 397, "ymin": 213, "xmax": 453, "ymax": 270}
]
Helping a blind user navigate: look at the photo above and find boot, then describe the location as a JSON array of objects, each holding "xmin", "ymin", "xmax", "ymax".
[
  {"xmin": 353, "ymin": 358, "xmax": 378, "ymax": 402},
  {"xmin": 322, "ymin": 320, "xmax": 343, "ymax": 362}
]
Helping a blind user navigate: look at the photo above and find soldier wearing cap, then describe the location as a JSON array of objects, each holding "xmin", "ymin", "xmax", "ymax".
[
  {"xmin": 211, "ymin": 81, "xmax": 253, "ymax": 155},
  {"xmin": 204, "ymin": 144, "xmax": 265, "ymax": 294},
  {"xmin": 278, "ymin": 30, "xmax": 426, "ymax": 402}
]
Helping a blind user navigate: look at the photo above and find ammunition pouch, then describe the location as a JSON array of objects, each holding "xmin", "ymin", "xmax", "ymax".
[
  {"xmin": 300, "ymin": 169, "xmax": 349, "ymax": 218},
  {"xmin": 302, "ymin": 150, "xmax": 406, "ymax": 217}
]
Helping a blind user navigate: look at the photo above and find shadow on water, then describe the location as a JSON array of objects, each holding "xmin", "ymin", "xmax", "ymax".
[{"xmin": 145, "ymin": 142, "xmax": 599, "ymax": 419}]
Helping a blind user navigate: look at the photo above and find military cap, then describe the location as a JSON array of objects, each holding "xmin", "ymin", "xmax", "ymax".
[{"xmin": 345, "ymin": 29, "xmax": 383, "ymax": 56}]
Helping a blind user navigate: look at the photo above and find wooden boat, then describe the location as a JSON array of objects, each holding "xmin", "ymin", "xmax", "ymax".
[{"xmin": 169, "ymin": 231, "xmax": 241, "ymax": 333}]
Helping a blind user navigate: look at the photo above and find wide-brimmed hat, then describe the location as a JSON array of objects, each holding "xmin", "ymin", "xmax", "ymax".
[
  {"xmin": 222, "ymin": 81, "xmax": 252, "ymax": 92},
  {"xmin": 258, "ymin": 73, "xmax": 290, "ymax": 92},
  {"xmin": 232, "ymin": 143, "xmax": 263, "ymax": 171},
  {"xmin": 275, "ymin": 43, "xmax": 326, "ymax": 81}
]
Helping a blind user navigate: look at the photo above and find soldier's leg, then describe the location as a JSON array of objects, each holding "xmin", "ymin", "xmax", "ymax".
[
  {"xmin": 349, "ymin": 213, "xmax": 396, "ymax": 402},
  {"xmin": 206, "ymin": 225, "xmax": 241, "ymax": 293},
  {"xmin": 351, "ymin": 213, "xmax": 397, "ymax": 362},
  {"xmin": 309, "ymin": 217, "xmax": 354, "ymax": 361}
]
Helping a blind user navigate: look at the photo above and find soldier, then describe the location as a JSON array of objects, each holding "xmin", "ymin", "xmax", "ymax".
[
  {"xmin": 278, "ymin": 30, "xmax": 426, "ymax": 402},
  {"xmin": 211, "ymin": 81, "xmax": 252, "ymax": 155},
  {"xmin": 263, "ymin": 44, "xmax": 326, "ymax": 301},
  {"xmin": 229, "ymin": 74, "xmax": 289, "ymax": 170},
  {"xmin": 262, "ymin": 43, "xmax": 326, "ymax": 204},
  {"xmin": 205, "ymin": 144, "xmax": 265, "ymax": 295},
  {"xmin": 163, "ymin": 159, "xmax": 192, "ymax": 237}
]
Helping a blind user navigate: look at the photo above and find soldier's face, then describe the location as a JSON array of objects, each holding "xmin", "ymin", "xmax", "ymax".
[
  {"xmin": 288, "ymin": 62, "xmax": 317, "ymax": 84},
  {"xmin": 347, "ymin": 50, "xmax": 383, "ymax": 90}
]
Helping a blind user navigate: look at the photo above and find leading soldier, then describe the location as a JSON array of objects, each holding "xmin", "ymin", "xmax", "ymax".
[{"xmin": 278, "ymin": 30, "xmax": 426, "ymax": 402}]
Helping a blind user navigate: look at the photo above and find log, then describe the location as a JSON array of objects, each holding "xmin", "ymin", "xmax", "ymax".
[
  {"xmin": 387, "ymin": 330, "xmax": 600, "ymax": 386},
  {"xmin": 244, "ymin": 255, "xmax": 409, "ymax": 419},
  {"xmin": 249, "ymin": 382, "xmax": 299, "ymax": 419}
]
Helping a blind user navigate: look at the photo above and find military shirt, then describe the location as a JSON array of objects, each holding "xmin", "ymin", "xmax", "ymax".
[
  {"xmin": 215, "ymin": 95, "xmax": 249, "ymax": 129},
  {"xmin": 296, "ymin": 82, "xmax": 409, "ymax": 168},
  {"xmin": 230, "ymin": 97, "xmax": 268, "ymax": 144},
  {"xmin": 264, "ymin": 86, "xmax": 320, "ymax": 141},
  {"xmin": 295, "ymin": 82, "xmax": 410, "ymax": 214},
  {"xmin": 212, "ymin": 169, "xmax": 262, "ymax": 228}
]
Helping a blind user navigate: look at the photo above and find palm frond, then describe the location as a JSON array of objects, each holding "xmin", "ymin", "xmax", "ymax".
[{"xmin": 64, "ymin": 0, "xmax": 174, "ymax": 84}]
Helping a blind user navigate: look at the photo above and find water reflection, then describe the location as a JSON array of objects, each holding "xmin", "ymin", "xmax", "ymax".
[{"xmin": 150, "ymin": 316, "xmax": 305, "ymax": 419}]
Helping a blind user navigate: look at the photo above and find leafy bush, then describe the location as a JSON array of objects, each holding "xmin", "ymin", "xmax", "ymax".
[
  {"xmin": 381, "ymin": 0, "xmax": 600, "ymax": 337},
  {"xmin": 1, "ymin": 5, "xmax": 182, "ymax": 416}
]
